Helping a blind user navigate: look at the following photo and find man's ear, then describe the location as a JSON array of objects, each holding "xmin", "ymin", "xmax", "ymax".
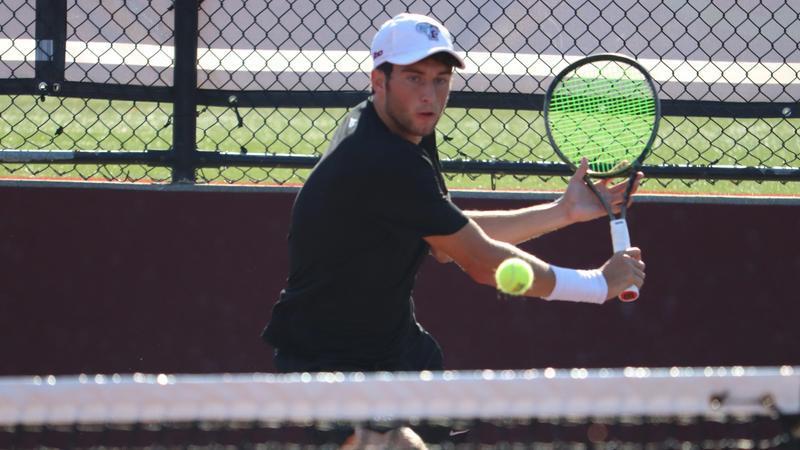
[{"xmin": 371, "ymin": 70, "xmax": 385, "ymax": 95}]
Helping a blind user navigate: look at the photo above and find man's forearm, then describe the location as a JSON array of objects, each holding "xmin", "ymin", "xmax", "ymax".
[{"xmin": 463, "ymin": 200, "xmax": 573, "ymax": 245}]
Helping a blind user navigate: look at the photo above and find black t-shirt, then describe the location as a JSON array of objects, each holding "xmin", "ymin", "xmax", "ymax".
[{"xmin": 262, "ymin": 100, "xmax": 468, "ymax": 363}]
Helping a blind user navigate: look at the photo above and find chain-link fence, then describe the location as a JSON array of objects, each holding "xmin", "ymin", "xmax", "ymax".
[{"xmin": 1, "ymin": 0, "xmax": 798, "ymax": 189}]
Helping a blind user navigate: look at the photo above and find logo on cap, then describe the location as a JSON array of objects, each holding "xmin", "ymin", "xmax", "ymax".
[{"xmin": 415, "ymin": 23, "xmax": 440, "ymax": 41}]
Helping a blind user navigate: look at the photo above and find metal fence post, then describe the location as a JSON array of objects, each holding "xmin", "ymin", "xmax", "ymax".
[
  {"xmin": 34, "ymin": 0, "xmax": 66, "ymax": 88},
  {"xmin": 172, "ymin": 0, "xmax": 199, "ymax": 183}
]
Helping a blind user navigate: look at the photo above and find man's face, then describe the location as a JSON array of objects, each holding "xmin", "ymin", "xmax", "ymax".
[{"xmin": 372, "ymin": 56, "xmax": 453, "ymax": 144}]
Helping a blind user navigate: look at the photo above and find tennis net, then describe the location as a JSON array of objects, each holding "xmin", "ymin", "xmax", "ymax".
[{"xmin": 2, "ymin": 366, "xmax": 798, "ymax": 449}]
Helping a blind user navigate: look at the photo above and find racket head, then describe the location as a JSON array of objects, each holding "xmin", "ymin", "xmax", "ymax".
[{"xmin": 543, "ymin": 53, "xmax": 661, "ymax": 178}]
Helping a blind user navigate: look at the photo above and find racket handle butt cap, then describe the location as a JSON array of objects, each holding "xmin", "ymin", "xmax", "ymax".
[{"xmin": 619, "ymin": 286, "xmax": 639, "ymax": 302}]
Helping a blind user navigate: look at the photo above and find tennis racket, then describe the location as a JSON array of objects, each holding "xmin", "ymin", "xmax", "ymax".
[{"xmin": 543, "ymin": 53, "xmax": 660, "ymax": 302}]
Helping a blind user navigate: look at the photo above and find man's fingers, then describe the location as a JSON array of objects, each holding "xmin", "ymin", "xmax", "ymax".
[
  {"xmin": 624, "ymin": 251, "xmax": 645, "ymax": 287},
  {"xmin": 608, "ymin": 171, "xmax": 644, "ymax": 191},
  {"xmin": 622, "ymin": 247, "xmax": 642, "ymax": 261},
  {"xmin": 607, "ymin": 176, "xmax": 635, "ymax": 193},
  {"xmin": 627, "ymin": 172, "xmax": 645, "ymax": 198},
  {"xmin": 632, "ymin": 259, "xmax": 646, "ymax": 274},
  {"xmin": 622, "ymin": 252, "xmax": 646, "ymax": 288},
  {"xmin": 605, "ymin": 172, "xmax": 645, "ymax": 211},
  {"xmin": 574, "ymin": 157, "xmax": 590, "ymax": 178},
  {"xmin": 631, "ymin": 270, "xmax": 645, "ymax": 288}
]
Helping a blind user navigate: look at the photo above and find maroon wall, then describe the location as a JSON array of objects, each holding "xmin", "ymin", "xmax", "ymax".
[{"xmin": 1, "ymin": 184, "xmax": 798, "ymax": 375}]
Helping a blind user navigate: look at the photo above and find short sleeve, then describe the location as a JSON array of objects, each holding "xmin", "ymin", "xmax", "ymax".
[{"xmin": 366, "ymin": 147, "xmax": 468, "ymax": 238}]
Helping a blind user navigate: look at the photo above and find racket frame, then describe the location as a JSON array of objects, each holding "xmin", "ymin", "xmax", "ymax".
[
  {"xmin": 543, "ymin": 53, "xmax": 661, "ymax": 180},
  {"xmin": 542, "ymin": 53, "xmax": 661, "ymax": 302}
]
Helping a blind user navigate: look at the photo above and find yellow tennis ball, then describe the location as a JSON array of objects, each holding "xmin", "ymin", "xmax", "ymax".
[{"xmin": 495, "ymin": 258, "xmax": 534, "ymax": 295}]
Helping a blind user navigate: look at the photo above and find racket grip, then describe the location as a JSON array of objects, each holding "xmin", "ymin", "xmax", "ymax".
[{"xmin": 609, "ymin": 219, "xmax": 639, "ymax": 302}]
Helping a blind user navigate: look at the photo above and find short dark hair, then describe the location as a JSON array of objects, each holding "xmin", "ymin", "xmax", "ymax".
[
  {"xmin": 430, "ymin": 52, "xmax": 461, "ymax": 70},
  {"xmin": 376, "ymin": 62, "xmax": 394, "ymax": 79}
]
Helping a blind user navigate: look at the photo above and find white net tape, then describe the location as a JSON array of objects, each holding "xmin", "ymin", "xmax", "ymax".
[{"xmin": 1, "ymin": 366, "xmax": 798, "ymax": 426}]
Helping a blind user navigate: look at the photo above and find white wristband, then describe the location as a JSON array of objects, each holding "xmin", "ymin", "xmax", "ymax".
[{"xmin": 544, "ymin": 266, "xmax": 608, "ymax": 304}]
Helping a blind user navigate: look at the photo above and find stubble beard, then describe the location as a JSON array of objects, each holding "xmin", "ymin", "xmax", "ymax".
[{"xmin": 384, "ymin": 90, "xmax": 439, "ymax": 139}]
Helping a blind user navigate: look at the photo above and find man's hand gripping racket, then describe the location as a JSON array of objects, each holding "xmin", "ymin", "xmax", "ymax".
[{"xmin": 544, "ymin": 54, "xmax": 660, "ymax": 302}]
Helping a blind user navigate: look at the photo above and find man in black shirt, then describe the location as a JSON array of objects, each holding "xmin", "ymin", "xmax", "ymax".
[
  {"xmin": 264, "ymin": 11, "xmax": 645, "ymax": 371},
  {"xmin": 263, "ymin": 96, "xmax": 467, "ymax": 372},
  {"xmin": 263, "ymin": 13, "xmax": 645, "ymax": 446}
]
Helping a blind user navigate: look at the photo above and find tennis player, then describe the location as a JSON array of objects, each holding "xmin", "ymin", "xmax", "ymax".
[{"xmin": 263, "ymin": 13, "xmax": 645, "ymax": 448}]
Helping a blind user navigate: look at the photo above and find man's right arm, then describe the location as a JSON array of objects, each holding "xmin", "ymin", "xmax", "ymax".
[{"xmin": 424, "ymin": 219, "xmax": 645, "ymax": 301}]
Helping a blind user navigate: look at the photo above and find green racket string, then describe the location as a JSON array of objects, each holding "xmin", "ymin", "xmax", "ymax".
[{"xmin": 548, "ymin": 60, "xmax": 656, "ymax": 175}]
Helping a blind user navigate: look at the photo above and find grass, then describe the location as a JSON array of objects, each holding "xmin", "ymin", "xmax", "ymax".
[{"xmin": 1, "ymin": 94, "xmax": 798, "ymax": 195}]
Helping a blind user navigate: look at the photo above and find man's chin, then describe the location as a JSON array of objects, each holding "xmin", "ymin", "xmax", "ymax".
[{"xmin": 413, "ymin": 122, "xmax": 438, "ymax": 137}]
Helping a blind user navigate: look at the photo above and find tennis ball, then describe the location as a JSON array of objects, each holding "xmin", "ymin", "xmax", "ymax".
[{"xmin": 495, "ymin": 258, "xmax": 534, "ymax": 296}]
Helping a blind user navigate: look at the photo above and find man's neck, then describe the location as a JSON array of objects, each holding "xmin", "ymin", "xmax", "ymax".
[{"xmin": 371, "ymin": 100, "xmax": 423, "ymax": 145}]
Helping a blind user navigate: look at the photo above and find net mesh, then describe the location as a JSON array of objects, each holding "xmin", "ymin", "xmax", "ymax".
[
  {"xmin": 546, "ymin": 59, "xmax": 658, "ymax": 176},
  {"xmin": 2, "ymin": 367, "xmax": 798, "ymax": 450}
]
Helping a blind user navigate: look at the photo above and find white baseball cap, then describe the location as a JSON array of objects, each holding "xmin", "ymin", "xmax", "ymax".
[{"xmin": 370, "ymin": 13, "xmax": 466, "ymax": 70}]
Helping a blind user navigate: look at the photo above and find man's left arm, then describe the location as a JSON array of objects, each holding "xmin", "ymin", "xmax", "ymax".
[
  {"xmin": 464, "ymin": 201, "xmax": 569, "ymax": 245},
  {"xmin": 465, "ymin": 159, "xmax": 644, "ymax": 245}
]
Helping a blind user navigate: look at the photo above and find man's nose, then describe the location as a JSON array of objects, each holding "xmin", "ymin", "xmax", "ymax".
[{"xmin": 418, "ymin": 80, "xmax": 436, "ymax": 103}]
